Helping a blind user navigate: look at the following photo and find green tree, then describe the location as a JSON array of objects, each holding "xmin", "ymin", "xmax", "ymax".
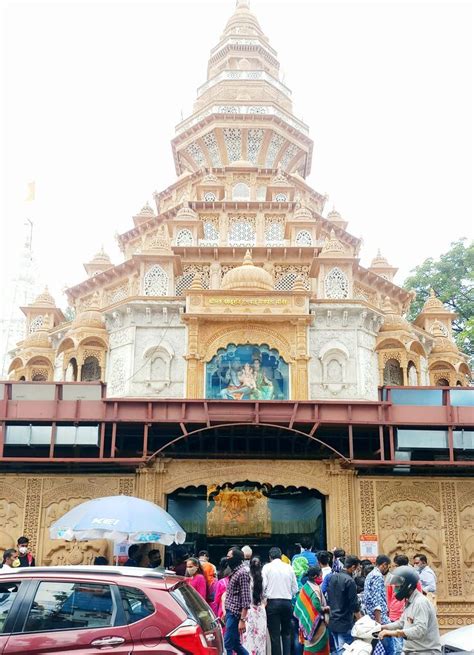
[{"xmin": 403, "ymin": 239, "xmax": 474, "ymax": 362}]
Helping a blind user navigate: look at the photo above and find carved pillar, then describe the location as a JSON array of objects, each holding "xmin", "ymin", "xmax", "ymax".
[
  {"xmin": 220, "ymin": 212, "xmax": 228, "ymax": 246},
  {"xmin": 256, "ymin": 210, "xmax": 265, "ymax": 245},
  {"xmin": 22, "ymin": 477, "xmax": 43, "ymax": 555},
  {"xmin": 441, "ymin": 481, "xmax": 464, "ymax": 598},
  {"xmin": 293, "ymin": 319, "xmax": 309, "ymax": 400},
  {"xmin": 359, "ymin": 479, "xmax": 377, "ymax": 536},
  {"xmin": 210, "ymin": 262, "xmax": 221, "ymax": 289},
  {"xmin": 326, "ymin": 463, "xmax": 357, "ymax": 552},
  {"xmin": 153, "ymin": 459, "xmax": 170, "ymax": 508},
  {"xmin": 136, "ymin": 468, "xmax": 156, "ymax": 503},
  {"xmin": 185, "ymin": 318, "xmax": 203, "ymax": 397}
]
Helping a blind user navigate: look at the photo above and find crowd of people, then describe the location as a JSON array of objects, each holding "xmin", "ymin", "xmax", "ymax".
[
  {"xmin": 0, "ymin": 536, "xmax": 442, "ymax": 655},
  {"xmin": 163, "ymin": 539, "xmax": 441, "ymax": 655}
]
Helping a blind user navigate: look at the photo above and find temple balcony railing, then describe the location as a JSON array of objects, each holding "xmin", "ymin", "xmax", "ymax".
[
  {"xmin": 197, "ymin": 70, "xmax": 292, "ymax": 98},
  {"xmin": 175, "ymin": 103, "xmax": 310, "ymax": 136},
  {"xmin": 0, "ymin": 382, "xmax": 472, "ymax": 469}
]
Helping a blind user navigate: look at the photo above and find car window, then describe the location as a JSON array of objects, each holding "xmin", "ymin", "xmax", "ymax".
[
  {"xmin": 23, "ymin": 581, "xmax": 115, "ymax": 633},
  {"xmin": 0, "ymin": 582, "xmax": 21, "ymax": 633},
  {"xmin": 171, "ymin": 582, "xmax": 216, "ymax": 633},
  {"xmin": 118, "ymin": 586, "xmax": 155, "ymax": 624}
]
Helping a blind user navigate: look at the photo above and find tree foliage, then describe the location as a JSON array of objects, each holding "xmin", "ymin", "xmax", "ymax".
[{"xmin": 403, "ymin": 239, "xmax": 474, "ymax": 361}]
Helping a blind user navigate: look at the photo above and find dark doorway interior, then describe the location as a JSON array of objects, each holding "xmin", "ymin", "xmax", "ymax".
[{"xmin": 166, "ymin": 482, "xmax": 326, "ymax": 566}]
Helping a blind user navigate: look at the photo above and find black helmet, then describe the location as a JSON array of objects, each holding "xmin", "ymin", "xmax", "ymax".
[{"xmin": 390, "ymin": 565, "xmax": 420, "ymax": 600}]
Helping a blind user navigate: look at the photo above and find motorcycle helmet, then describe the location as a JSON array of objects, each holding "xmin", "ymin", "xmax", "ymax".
[{"xmin": 390, "ymin": 565, "xmax": 419, "ymax": 600}]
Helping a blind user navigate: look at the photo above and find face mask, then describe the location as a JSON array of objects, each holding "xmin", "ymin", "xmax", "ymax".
[
  {"xmin": 19, "ymin": 547, "xmax": 28, "ymax": 555},
  {"xmin": 186, "ymin": 566, "xmax": 198, "ymax": 576},
  {"xmin": 12, "ymin": 559, "xmax": 21, "ymax": 568}
]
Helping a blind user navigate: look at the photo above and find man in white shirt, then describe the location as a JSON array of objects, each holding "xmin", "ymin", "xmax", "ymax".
[
  {"xmin": 262, "ymin": 547, "xmax": 298, "ymax": 655},
  {"xmin": 318, "ymin": 551, "xmax": 332, "ymax": 579},
  {"xmin": 0, "ymin": 549, "xmax": 18, "ymax": 572}
]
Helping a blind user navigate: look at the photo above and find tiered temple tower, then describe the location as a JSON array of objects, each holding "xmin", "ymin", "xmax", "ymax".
[{"xmin": 7, "ymin": 0, "xmax": 470, "ymax": 392}]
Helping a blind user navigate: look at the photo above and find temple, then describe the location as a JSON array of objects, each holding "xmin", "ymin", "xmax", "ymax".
[{"xmin": 1, "ymin": 0, "xmax": 473, "ymax": 629}]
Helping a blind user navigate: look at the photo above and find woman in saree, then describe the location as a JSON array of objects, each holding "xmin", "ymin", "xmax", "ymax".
[{"xmin": 293, "ymin": 566, "xmax": 330, "ymax": 655}]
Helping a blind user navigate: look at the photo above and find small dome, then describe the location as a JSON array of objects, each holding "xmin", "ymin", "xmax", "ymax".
[
  {"xmin": 138, "ymin": 201, "xmax": 155, "ymax": 217},
  {"xmin": 221, "ymin": 250, "xmax": 274, "ymax": 291},
  {"xmin": 371, "ymin": 249, "xmax": 389, "ymax": 268},
  {"xmin": 176, "ymin": 203, "xmax": 197, "ymax": 220},
  {"xmin": 73, "ymin": 293, "xmax": 105, "ymax": 329},
  {"xmin": 91, "ymin": 247, "xmax": 111, "ymax": 265},
  {"xmin": 379, "ymin": 296, "xmax": 408, "ymax": 332},
  {"xmin": 24, "ymin": 330, "xmax": 51, "ymax": 348},
  {"xmin": 327, "ymin": 208, "xmax": 343, "ymax": 222},
  {"xmin": 321, "ymin": 229, "xmax": 345, "ymax": 255},
  {"xmin": 31, "ymin": 286, "xmax": 55, "ymax": 307},
  {"xmin": 422, "ymin": 289, "xmax": 446, "ymax": 312},
  {"xmin": 293, "ymin": 205, "xmax": 312, "ymax": 221},
  {"xmin": 431, "ymin": 326, "xmax": 458, "ymax": 353}
]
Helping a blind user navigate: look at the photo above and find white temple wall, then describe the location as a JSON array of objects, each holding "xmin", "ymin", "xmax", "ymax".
[{"xmin": 308, "ymin": 304, "xmax": 381, "ymax": 401}]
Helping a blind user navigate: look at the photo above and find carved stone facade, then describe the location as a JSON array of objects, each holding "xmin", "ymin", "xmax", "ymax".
[
  {"xmin": 0, "ymin": 465, "xmax": 472, "ymax": 628},
  {"xmin": 0, "ymin": 474, "xmax": 134, "ymax": 565},
  {"xmin": 358, "ymin": 476, "xmax": 474, "ymax": 629},
  {"xmin": 7, "ymin": 2, "xmax": 470, "ymax": 392}
]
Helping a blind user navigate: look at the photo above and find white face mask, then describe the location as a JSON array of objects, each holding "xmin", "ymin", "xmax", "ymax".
[{"xmin": 19, "ymin": 547, "xmax": 28, "ymax": 555}]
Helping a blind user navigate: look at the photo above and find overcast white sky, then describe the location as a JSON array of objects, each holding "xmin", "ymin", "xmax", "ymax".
[{"xmin": 1, "ymin": 0, "xmax": 473, "ymax": 312}]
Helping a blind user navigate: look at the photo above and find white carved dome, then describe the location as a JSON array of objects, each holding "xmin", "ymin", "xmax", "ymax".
[{"xmin": 221, "ymin": 250, "xmax": 274, "ymax": 291}]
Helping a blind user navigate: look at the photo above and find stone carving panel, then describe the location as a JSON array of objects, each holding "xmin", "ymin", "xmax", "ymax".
[
  {"xmin": 376, "ymin": 481, "xmax": 445, "ymax": 597},
  {"xmin": 39, "ymin": 478, "xmax": 123, "ymax": 566}
]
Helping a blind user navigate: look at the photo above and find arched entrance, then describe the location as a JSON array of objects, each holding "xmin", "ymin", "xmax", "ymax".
[{"xmin": 167, "ymin": 481, "xmax": 326, "ymax": 564}]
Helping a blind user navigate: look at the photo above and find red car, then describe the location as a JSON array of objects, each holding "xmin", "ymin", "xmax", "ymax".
[{"xmin": 0, "ymin": 565, "xmax": 223, "ymax": 654}]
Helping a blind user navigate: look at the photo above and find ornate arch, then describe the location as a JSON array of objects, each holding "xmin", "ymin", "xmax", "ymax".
[
  {"xmin": 57, "ymin": 337, "xmax": 77, "ymax": 356},
  {"xmin": 8, "ymin": 357, "xmax": 24, "ymax": 374},
  {"xmin": 159, "ymin": 458, "xmax": 334, "ymax": 496},
  {"xmin": 201, "ymin": 324, "xmax": 293, "ymax": 363}
]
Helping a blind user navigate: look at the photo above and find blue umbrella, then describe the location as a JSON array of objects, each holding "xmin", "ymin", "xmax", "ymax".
[{"xmin": 49, "ymin": 495, "xmax": 186, "ymax": 545}]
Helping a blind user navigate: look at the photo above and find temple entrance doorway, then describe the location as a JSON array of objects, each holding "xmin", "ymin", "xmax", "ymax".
[{"xmin": 166, "ymin": 482, "xmax": 326, "ymax": 565}]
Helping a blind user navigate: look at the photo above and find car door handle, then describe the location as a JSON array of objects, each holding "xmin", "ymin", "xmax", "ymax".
[{"xmin": 90, "ymin": 636, "xmax": 126, "ymax": 647}]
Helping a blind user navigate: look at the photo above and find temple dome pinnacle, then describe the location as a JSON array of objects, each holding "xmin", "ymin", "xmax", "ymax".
[
  {"xmin": 31, "ymin": 286, "xmax": 55, "ymax": 307},
  {"xmin": 221, "ymin": 250, "xmax": 274, "ymax": 291},
  {"xmin": 327, "ymin": 208, "xmax": 343, "ymax": 222},
  {"xmin": 91, "ymin": 247, "xmax": 111, "ymax": 265},
  {"xmin": 371, "ymin": 249, "xmax": 389, "ymax": 268},
  {"xmin": 222, "ymin": 0, "xmax": 266, "ymax": 40},
  {"xmin": 422, "ymin": 289, "xmax": 446, "ymax": 312},
  {"xmin": 138, "ymin": 201, "xmax": 155, "ymax": 217}
]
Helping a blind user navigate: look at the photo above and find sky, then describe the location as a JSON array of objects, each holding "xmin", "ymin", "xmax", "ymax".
[{"xmin": 1, "ymin": 0, "xmax": 473, "ymax": 314}]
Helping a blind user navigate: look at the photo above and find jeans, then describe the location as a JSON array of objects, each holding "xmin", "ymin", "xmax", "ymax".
[
  {"xmin": 381, "ymin": 636, "xmax": 395, "ymax": 655},
  {"xmin": 266, "ymin": 598, "xmax": 293, "ymax": 655},
  {"xmin": 291, "ymin": 615, "xmax": 303, "ymax": 655},
  {"xmin": 332, "ymin": 631, "xmax": 353, "ymax": 655},
  {"xmin": 224, "ymin": 612, "xmax": 249, "ymax": 655},
  {"xmin": 392, "ymin": 636, "xmax": 404, "ymax": 655}
]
